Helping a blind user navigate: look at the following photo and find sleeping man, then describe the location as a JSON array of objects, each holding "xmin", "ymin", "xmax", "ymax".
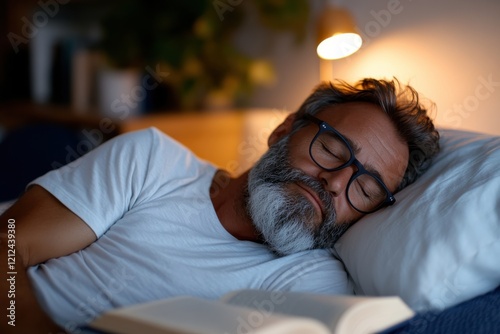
[{"xmin": 0, "ymin": 78, "xmax": 439, "ymax": 333}]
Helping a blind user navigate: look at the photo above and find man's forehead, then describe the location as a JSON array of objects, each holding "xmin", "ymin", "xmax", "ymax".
[
  {"xmin": 316, "ymin": 102, "xmax": 383, "ymax": 122},
  {"xmin": 315, "ymin": 103, "xmax": 388, "ymax": 151},
  {"xmin": 315, "ymin": 102, "xmax": 409, "ymax": 189}
]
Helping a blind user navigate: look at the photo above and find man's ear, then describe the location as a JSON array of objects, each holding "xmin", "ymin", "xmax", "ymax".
[{"xmin": 268, "ymin": 113, "xmax": 297, "ymax": 147}]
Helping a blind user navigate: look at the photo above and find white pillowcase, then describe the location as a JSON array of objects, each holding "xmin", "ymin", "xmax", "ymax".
[
  {"xmin": 0, "ymin": 200, "xmax": 14, "ymax": 216},
  {"xmin": 334, "ymin": 128, "xmax": 500, "ymax": 311}
]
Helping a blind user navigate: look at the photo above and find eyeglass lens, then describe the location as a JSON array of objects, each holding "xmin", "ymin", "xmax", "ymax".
[{"xmin": 310, "ymin": 131, "xmax": 388, "ymax": 213}]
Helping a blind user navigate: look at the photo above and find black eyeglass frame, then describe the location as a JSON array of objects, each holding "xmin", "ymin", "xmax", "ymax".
[{"xmin": 302, "ymin": 113, "xmax": 396, "ymax": 214}]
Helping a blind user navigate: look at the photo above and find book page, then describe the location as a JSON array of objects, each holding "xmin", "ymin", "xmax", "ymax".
[
  {"xmin": 222, "ymin": 290, "xmax": 350, "ymax": 328},
  {"xmin": 91, "ymin": 296, "xmax": 331, "ymax": 334},
  {"xmin": 222, "ymin": 290, "xmax": 415, "ymax": 333}
]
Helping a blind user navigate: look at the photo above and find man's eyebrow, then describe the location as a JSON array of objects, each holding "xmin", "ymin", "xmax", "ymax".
[
  {"xmin": 343, "ymin": 133, "xmax": 361, "ymax": 155},
  {"xmin": 343, "ymin": 134, "xmax": 385, "ymax": 182}
]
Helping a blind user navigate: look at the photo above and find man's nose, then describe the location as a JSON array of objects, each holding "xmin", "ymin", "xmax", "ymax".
[{"xmin": 318, "ymin": 166, "xmax": 355, "ymax": 197}]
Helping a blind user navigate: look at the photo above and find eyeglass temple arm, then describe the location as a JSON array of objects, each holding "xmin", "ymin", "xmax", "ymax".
[{"xmin": 302, "ymin": 113, "xmax": 323, "ymax": 125}]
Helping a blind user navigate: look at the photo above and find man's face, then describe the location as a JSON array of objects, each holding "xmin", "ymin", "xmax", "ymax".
[{"xmin": 247, "ymin": 102, "xmax": 409, "ymax": 255}]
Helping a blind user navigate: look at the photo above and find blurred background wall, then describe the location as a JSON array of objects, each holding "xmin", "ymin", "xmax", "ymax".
[
  {"xmin": 244, "ymin": 0, "xmax": 500, "ymax": 136},
  {"xmin": 0, "ymin": 0, "xmax": 498, "ymax": 200},
  {"xmin": 1, "ymin": 0, "xmax": 499, "ymax": 135}
]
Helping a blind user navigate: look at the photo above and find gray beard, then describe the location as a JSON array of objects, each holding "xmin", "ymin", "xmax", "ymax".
[{"xmin": 247, "ymin": 134, "xmax": 353, "ymax": 256}]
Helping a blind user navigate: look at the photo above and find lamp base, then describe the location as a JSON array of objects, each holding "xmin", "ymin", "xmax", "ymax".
[{"xmin": 319, "ymin": 59, "xmax": 333, "ymax": 83}]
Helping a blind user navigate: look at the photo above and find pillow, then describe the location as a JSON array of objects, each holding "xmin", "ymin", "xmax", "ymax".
[
  {"xmin": 334, "ymin": 128, "xmax": 500, "ymax": 311},
  {"xmin": 0, "ymin": 200, "xmax": 14, "ymax": 216}
]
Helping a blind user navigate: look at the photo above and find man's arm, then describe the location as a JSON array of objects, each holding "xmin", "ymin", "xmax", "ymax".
[{"xmin": 0, "ymin": 185, "xmax": 97, "ymax": 333}]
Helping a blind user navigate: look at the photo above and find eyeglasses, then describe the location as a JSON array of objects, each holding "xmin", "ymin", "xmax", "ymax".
[{"xmin": 302, "ymin": 113, "xmax": 396, "ymax": 214}]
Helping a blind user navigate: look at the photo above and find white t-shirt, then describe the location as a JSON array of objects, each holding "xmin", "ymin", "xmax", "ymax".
[{"xmin": 27, "ymin": 127, "xmax": 352, "ymax": 332}]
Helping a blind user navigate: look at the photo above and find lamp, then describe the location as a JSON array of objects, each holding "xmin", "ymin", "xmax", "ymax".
[{"xmin": 316, "ymin": 5, "xmax": 362, "ymax": 81}]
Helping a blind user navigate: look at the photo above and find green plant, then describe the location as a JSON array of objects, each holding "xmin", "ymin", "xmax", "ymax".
[{"xmin": 99, "ymin": 0, "xmax": 309, "ymax": 110}]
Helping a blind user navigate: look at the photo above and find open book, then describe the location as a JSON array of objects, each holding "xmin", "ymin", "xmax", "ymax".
[{"xmin": 90, "ymin": 289, "xmax": 415, "ymax": 334}]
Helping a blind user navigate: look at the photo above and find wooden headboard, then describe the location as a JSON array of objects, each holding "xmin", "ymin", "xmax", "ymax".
[{"xmin": 120, "ymin": 109, "xmax": 290, "ymax": 175}]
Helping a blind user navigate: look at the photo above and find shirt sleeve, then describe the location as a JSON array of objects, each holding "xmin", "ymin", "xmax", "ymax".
[{"xmin": 28, "ymin": 127, "xmax": 186, "ymax": 237}]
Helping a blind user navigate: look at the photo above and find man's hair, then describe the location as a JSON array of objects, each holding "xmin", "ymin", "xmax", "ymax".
[{"xmin": 291, "ymin": 78, "xmax": 440, "ymax": 191}]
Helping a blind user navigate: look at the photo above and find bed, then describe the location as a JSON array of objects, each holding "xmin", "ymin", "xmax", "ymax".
[
  {"xmin": 122, "ymin": 110, "xmax": 500, "ymax": 332},
  {"xmin": 1, "ymin": 109, "xmax": 499, "ymax": 332},
  {"xmin": 333, "ymin": 127, "xmax": 500, "ymax": 333}
]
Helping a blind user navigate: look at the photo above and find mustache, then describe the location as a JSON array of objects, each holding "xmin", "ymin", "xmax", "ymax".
[
  {"xmin": 258, "ymin": 156, "xmax": 344, "ymax": 249},
  {"xmin": 248, "ymin": 135, "xmax": 350, "ymax": 252},
  {"xmin": 256, "ymin": 152, "xmax": 334, "ymax": 215}
]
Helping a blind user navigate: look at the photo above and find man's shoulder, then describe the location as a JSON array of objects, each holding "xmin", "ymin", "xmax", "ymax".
[
  {"xmin": 119, "ymin": 126, "xmax": 169, "ymax": 142},
  {"xmin": 112, "ymin": 127, "xmax": 185, "ymax": 151}
]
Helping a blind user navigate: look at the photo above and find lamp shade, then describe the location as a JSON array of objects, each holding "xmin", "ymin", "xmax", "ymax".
[{"xmin": 316, "ymin": 6, "xmax": 362, "ymax": 60}]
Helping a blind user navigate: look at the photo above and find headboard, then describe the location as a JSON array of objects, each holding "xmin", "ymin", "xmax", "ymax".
[{"xmin": 120, "ymin": 109, "xmax": 290, "ymax": 175}]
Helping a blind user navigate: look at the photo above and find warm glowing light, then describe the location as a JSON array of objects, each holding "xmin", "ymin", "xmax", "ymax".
[{"xmin": 317, "ymin": 33, "xmax": 362, "ymax": 60}]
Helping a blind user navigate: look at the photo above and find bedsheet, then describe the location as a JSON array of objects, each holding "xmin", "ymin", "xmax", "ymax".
[{"xmin": 389, "ymin": 285, "xmax": 500, "ymax": 334}]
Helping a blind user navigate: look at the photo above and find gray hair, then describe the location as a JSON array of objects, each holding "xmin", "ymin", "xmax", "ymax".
[{"xmin": 291, "ymin": 78, "xmax": 440, "ymax": 191}]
